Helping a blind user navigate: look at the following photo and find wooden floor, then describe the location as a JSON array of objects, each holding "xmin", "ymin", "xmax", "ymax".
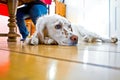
[{"xmin": 0, "ymin": 37, "xmax": 120, "ymax": 80}]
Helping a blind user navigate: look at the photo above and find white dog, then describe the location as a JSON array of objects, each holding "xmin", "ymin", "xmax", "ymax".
[{"xmin": 25, "ymin": 14, "xmax": 118, "ymax": 46}]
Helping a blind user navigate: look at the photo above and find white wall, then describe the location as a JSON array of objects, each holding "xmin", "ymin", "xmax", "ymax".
[
  {"xmin": 65, "ymin": 0, "xmax": 84, "ymax": 24},
  {"xmin": 65, "ymin": 0, "xmax": 110, "ymax": 38},
  {"xmin": 0, "ymin": 15, "xmax": 9, "ymax": 33}
]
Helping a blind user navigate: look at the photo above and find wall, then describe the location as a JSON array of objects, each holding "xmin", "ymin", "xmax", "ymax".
[{"xmin": 64, "ymin": 0, "xmax": 110, "ymax": 38}]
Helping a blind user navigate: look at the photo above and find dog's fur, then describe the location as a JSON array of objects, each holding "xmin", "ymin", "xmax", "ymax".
[{"xmin": 25, "ymin": 14, "xmax": 118, "ymax": 46}]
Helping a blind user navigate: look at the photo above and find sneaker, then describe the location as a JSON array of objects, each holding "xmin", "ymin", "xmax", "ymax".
[
  {"xmin": 20, "ymin": 33, "xmax": 29, "ymax": 41},
  {"xmin": 20, "ymin": 38, "xmax": 26, "ymax": 41}
]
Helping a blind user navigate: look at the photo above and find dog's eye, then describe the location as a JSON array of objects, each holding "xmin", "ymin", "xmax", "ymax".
[
  {"xmin": 68, "ymin": 25, "xmax": 73, "ymax": 31},
  {"xmin": 68, "ymin": 25, "xmax": 71, "ymax": 28},
  {"xmin": 55, "ymin": 24, "xmax": 62, "ymax": 29}
]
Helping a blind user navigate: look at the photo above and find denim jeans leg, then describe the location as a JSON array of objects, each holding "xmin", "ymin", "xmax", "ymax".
[
  {"xmin": 29, "ymin": 5, "xmax": 47, "ymax": 24},
  {"xmin": 16, "ymin": 6, "xmax": 29, "ymax": 39}
]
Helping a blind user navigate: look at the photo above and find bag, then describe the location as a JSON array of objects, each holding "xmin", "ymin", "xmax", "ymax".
[{"xmin": 41, "ymin": 0, "xmax": 52, "ymax": 5}]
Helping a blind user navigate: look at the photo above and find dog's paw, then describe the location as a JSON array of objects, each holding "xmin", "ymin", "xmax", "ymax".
[
  {"xmin": 83, "ymin": 36, "xmax": 89, "ymax": 42},
  {"xmin": 24, "ymin": 37, "xmax": 39, "ymax": 45},
  {"xmin": 30, "ymin": 37, "xmax": 39, "ymax": 45},
  {"xmin": 83, "ymin": 36, "xmax": 96, "ymax": 43},
  {"xmin": 44, "ymin": 37, "xmax": 58, "ymax": 45},
  {"xmin": 111, "ymin": 37, "xmax": 118, "ymax": 43},
  {"xmin": 24, "ymin": 37, "xmax": 31, "ymax": 44}
]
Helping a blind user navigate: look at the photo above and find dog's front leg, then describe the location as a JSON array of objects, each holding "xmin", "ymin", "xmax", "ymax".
[
  {"xmin": 25, "ymin": 31, "xmax": 40, "ymax": 45},
  {"xmin": 44, "ymin": 37, "xmax": 58, "ymax": 45}
]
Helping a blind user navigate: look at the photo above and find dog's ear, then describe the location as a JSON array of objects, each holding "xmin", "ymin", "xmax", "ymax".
[{"xmin": 35, "ymin": 17, "xmax": 47, "ymax": 43}]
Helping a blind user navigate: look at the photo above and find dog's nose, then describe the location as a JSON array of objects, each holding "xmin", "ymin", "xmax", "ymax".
[{"xmin": 70, "ymin": 35, "xmax": 78, "ymax": 42}]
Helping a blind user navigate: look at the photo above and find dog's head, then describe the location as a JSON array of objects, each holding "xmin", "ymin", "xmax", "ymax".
[{"xmin": 35, "ymin": 14, "xmax": 78, "ymax": 46}]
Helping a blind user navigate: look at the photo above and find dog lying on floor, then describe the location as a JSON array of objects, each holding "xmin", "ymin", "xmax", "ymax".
[{"xmin": 25, "ymin": 14, "xmax": 118, "ymax": 46}]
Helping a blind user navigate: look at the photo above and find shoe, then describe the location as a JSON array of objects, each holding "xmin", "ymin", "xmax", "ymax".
[
  {"xmin": 20, "ymin": 38, "xmax": 26, "ymax": 41},
  {"xmin": 20, "ymin": 33, "xmax": 29, "ymax": 41}
]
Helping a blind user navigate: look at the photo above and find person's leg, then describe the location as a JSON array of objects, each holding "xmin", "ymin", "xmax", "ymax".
[
  {"xmin": 16, "ymin": 5, "xmax": 30, "ymax": 40},
  {"xmin": 29, "ymin": 5, "xmax": 47, "ymax": 24}
]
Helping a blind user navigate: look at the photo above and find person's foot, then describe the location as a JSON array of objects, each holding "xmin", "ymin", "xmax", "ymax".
[
  {"xmin": 20, "ymin": 33, "xmax": 29, "ymax": 41},
  {"xmin": 20, "ymin": 38, "xmax": 26, "ymax": 41}
]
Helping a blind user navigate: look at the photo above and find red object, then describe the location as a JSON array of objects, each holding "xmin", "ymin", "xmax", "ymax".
[
  {"xmin": 0, "ymin": 51, "xmax": 10, "ymax": 77},
  {"xmin": 42, "ymin": 0, "xmax": 52, "ymax": 5},
  {"xmin": 0, "ymin": 3, "xmax": 9, "ymax": 16}
]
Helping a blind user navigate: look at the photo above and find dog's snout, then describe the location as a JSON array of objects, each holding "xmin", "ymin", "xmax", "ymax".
[{"xmin": 70, "ymin": 35, "xmax": 78, "ymax": 42}]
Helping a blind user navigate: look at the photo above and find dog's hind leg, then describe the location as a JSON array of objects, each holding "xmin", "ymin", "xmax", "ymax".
[
  {"xmin": 79, "ymin": 30, "xmax": 118, "ymax": 43},
  {"xmin": 99, "ymin": 37, "xmax": 118, "ymax": 43},
  {"xmin": 76, "ymin": 25, "xmax": 118, "ymax": 43}
]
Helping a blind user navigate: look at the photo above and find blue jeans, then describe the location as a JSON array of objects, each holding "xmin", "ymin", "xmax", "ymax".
[{"xmin": 16, "ymin": 4, "xmax": 47, "ymax": 39}]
